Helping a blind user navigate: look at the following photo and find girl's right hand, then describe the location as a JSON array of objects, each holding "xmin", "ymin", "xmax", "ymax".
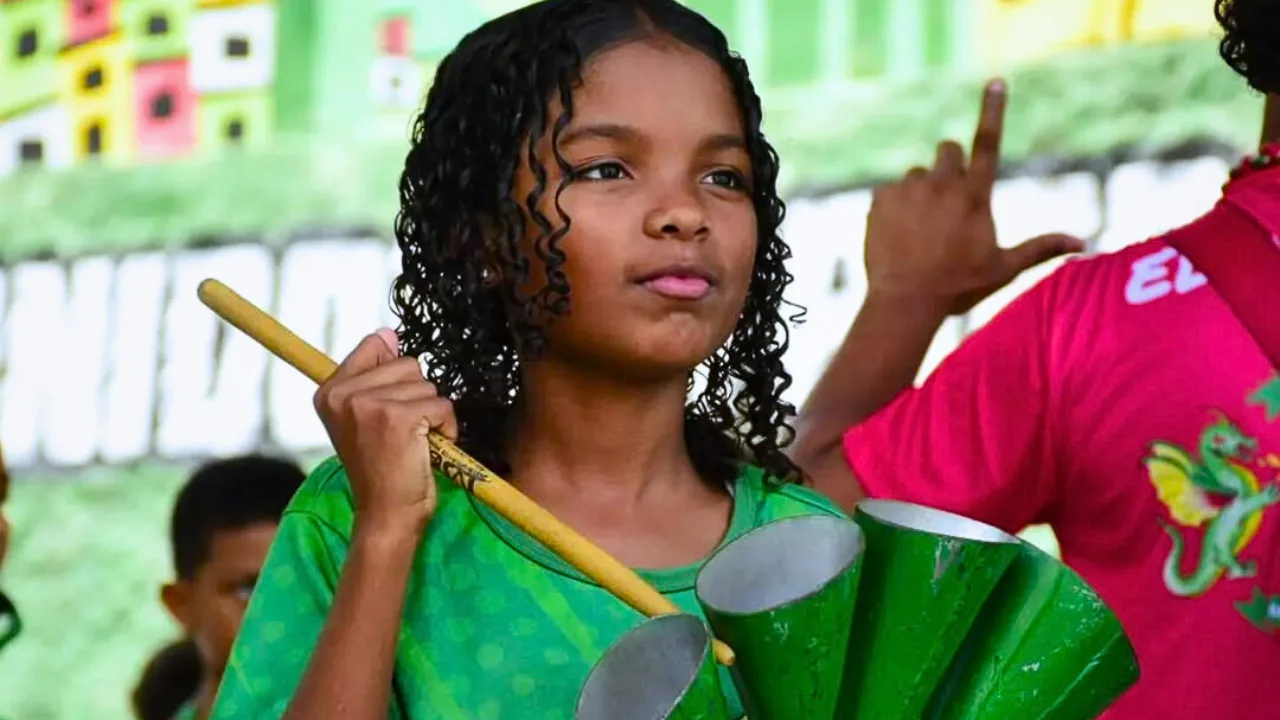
[{"xmin": 314, "ymin": 328, "xmax": 458, "ymax": 536}]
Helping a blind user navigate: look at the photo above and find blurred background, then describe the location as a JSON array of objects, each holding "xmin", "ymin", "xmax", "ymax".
[{"xmin": 0, "ymin": 0, "xmax": 1262, "ymax": 717}]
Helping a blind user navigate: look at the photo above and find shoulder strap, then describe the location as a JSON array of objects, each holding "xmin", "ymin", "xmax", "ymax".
[{"xmin": 1162, "ymin": 202, "xmax": 1280, "ymax": 369}]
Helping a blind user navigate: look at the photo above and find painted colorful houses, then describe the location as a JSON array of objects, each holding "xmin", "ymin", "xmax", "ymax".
[
  {"xmin": 0, "ymin": 0, "xmax": 1225, "ymax": 180},
  {"xmin": 0, "ymin": 0, "xmax": 281, "ymax": 175},
  {"xmin": 976, "ymin": 0, "xmax": 1221, "ymax": 68},
  {"xmin": 371, "ymin": 11, "xmax": 425, "ymax": 112},
  {"xmin": 191, "ymin": 0, "xmax": 275, "ymax": 150},
  {"xmin": 58, "ymin": 1, "xmax": 132, "ymax": 163},
  {"xmin": 0, "ymin": 0, "xmax": 72, "ymax": 174},
  {"xmin": 125, "ymin": 0, "xmax": 196, "ymax": 159}
]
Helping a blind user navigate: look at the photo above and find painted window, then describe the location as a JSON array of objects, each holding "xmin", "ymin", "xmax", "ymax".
[
  {"xmin": 766, "ymin": 0, "xmax": 821, "ymax": 86},
  {"xmin": 83, "ymin": 66, "xmax": 105, "ymax": 90},
  {"xmin": 18, "ymin": 140, "xmax": 43, "ymax": 164},
  {"xmin": 225, "ymin": 118, "xmax": 244, "ymax": 141},
  {"xmin": 77, "ymin": 0, "xmax": 99, "ymax": 17},
  {"xmin": 190, "ymin": 5, "xmax": 277, "ymax": 93},
  {"xmin": 150, "ymin": 92, "xmax": 175, "ymax": 120},
  {"xmin": 369, "ymin": 57, "xmax": 422, "ymax": 108},
  {"xmin": 85, "ymin": 122, "xmax": 104, "ymax": 155},
  {"xmin": 225, "ymin": 36, "xmax": 250, "ymax": 58},
  {"xmin": 147, "ymin": 13, "xmax": 170, "ymax": 36},
  {"xmin": 922, "ymin": 0, "xmax": 953, "ymax": 68},
  {"xmin": 381, "ymin": 16, "xmax": 410, "ymax": 56},
  {"xmin": 850, "ymin": 0, "xmax": 889, "ymax": 79},
  {"xmin": 16, "ymin": 29, "xmax": 38, "ymax": 58}
]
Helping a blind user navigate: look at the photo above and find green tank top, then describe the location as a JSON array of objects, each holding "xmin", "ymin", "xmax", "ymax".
[{"xmin": 212, "ymin": 457, "xmax": 845, "ymax": 719}]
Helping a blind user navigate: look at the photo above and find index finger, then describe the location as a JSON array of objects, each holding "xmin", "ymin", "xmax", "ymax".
[
  {"xmin": 968, "ymin": 79, "xmax": 1007, "ymax": 195},
  {"xmin": 331, "ymin": 328, "xmax": 400, "ymax": 380}
]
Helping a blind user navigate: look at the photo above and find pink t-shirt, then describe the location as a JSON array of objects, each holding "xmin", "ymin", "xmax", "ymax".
[{"xmin": 843, "ymin": 172, "xmax": 1280, "ymax": 718}]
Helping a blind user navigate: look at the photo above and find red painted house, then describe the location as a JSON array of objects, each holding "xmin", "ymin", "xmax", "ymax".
[
  {"xmin": 67, "ymin": 0, "xmax": 114, "ymax": 47},
  {"xmin": 134, "ymin": 58, "xmax": 196, "ymax": 159},
  {"xmin": 370, "ymin": 14, "xmax": 422, "ymax": 110},
  {"xmin": 381, "ymin": 16, "xmax": 410, "ymax": 56}
]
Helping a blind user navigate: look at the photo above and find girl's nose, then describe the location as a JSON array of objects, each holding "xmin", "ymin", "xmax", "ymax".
[{"xmin": 643, "ymin": 198, "xmax": 710, "ymax": 242}]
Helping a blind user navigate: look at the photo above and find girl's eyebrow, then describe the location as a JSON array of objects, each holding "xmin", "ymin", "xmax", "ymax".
[
  {"xmin": 700, "ymin": 132, "xmax": 747, "ymax": 153},
  {"xmin": 559, "ymin": 123, "xmax": 638, "ymax": 147},
  {"xmin": 559, "ymin": 123, "xmax": 745, "ymax": 154}
]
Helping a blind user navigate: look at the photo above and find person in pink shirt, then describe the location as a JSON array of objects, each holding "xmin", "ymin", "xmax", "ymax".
[{"xmin": 794, "ymin": 2, "xmax": 1280, "ymax": 718}]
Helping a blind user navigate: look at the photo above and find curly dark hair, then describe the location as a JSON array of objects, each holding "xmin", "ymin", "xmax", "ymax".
[
  {"xmin": 391, "ymin": 0, "xmax": 801, "ymax": 486},
  {"xmin": 1217, "ymin": 0, "xmax": 1280, "ymax": 94}
]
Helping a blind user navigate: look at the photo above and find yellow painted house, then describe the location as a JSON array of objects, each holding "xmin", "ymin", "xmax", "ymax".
[
  {"xmin": 976, "ymin": 0, "xmax": 1220, "ymax": 70},
  {"xmin": 57, "ymin": 28, "xmax": 133, "ymax": 163}
]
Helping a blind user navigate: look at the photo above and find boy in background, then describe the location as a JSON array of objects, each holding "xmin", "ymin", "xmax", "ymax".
[{"xmin": 147, "ymin": 455, "xmax": 304, "ymax": 720}]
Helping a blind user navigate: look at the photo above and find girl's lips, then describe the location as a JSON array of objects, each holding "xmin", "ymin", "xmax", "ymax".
[{"xmin": 641, "ymin": 274, "xmax": 713, "ymax": 300}]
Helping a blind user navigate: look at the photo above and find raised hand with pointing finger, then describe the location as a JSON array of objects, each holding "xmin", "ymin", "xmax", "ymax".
[
  {"xmin": 864, "ymin": 80, "xmax": 1085, "ymax": 316},
  {"xmin": 794, "ymin": 80, "xmax": 1086, "ymax": 510}
]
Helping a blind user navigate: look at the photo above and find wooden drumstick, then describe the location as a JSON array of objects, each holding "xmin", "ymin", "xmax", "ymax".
[{"xmin": 197, "ymin": 279, "xmax": 736, "ymax": 666}]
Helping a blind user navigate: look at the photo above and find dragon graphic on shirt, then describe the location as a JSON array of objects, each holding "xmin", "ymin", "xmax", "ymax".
[{"xmin": 1143, "ymin": 415, "xmax": 1280, "ymax": 597}]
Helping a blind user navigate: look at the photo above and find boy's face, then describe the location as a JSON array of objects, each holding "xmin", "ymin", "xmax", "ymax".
[{"xmin": 162, "ymin": 521, "xmax": 279, "ymax": 679}]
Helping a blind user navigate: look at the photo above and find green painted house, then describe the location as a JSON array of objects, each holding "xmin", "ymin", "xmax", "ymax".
[
  {"xmin": 120, "ymin": 0, "xmax": 193, "ymax": 64},
  {"xmin": 0, "ymin": 0, "xmax": 64, "ymax": 120}
]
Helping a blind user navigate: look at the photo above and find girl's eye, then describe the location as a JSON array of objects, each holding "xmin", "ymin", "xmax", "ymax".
[
  {"xmin": 573, "ymin": 162, "xmax": 630, "ymax": 181},
  {"xmin": 704, "ymin": 169, "xmax": 748, "ymax": 191}
]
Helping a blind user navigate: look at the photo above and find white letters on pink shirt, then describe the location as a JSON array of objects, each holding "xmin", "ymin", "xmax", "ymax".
[{"xmin": 1124, "ymin": 247, "xmax": 1207, "ymax": 305}]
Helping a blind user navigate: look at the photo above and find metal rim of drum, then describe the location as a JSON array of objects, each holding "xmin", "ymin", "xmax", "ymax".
[
  {"xmin": 575, "ymin": 613, "xmax": 714, "ymax": 720},
  {"xmin": 695, "ymin": 515, "xmax": 865, "ymax": 616},
  {"xmin": 856, "ymin": 499, "xmax": 1021, "ymax": 544}
]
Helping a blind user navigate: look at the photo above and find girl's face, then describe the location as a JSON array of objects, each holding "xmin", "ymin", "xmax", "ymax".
[{"xmin": 512, "ymin": 38, "xmax": 758, "ymax": 380}]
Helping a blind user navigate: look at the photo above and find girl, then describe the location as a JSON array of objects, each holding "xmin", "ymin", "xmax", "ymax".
[{"xmin": 212, "ymin": 1, "xmax": 843, "ymax": 717}]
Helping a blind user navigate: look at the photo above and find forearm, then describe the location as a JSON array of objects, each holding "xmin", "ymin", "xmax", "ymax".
[
  {"xmin": 284, "ymin": 524, "xmax": 421, "ymax": 719},
  {"xmin": 792, "ymin": 292, "xmax": 946, "ymax": 473}
]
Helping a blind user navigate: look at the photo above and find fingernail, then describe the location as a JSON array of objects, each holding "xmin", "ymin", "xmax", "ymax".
[
  {"xmin": 987, "ymin": 79, "xmax": 1007, "ymax": 95},
  {"xmin": 375, "ymin": 327, "xmax": 401, "ymax": 356}
]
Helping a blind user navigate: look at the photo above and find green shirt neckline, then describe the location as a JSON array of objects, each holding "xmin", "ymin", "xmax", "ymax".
[{"xmin": 464, "ymin": 466, "xmax": 763, "ymax": 593}]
